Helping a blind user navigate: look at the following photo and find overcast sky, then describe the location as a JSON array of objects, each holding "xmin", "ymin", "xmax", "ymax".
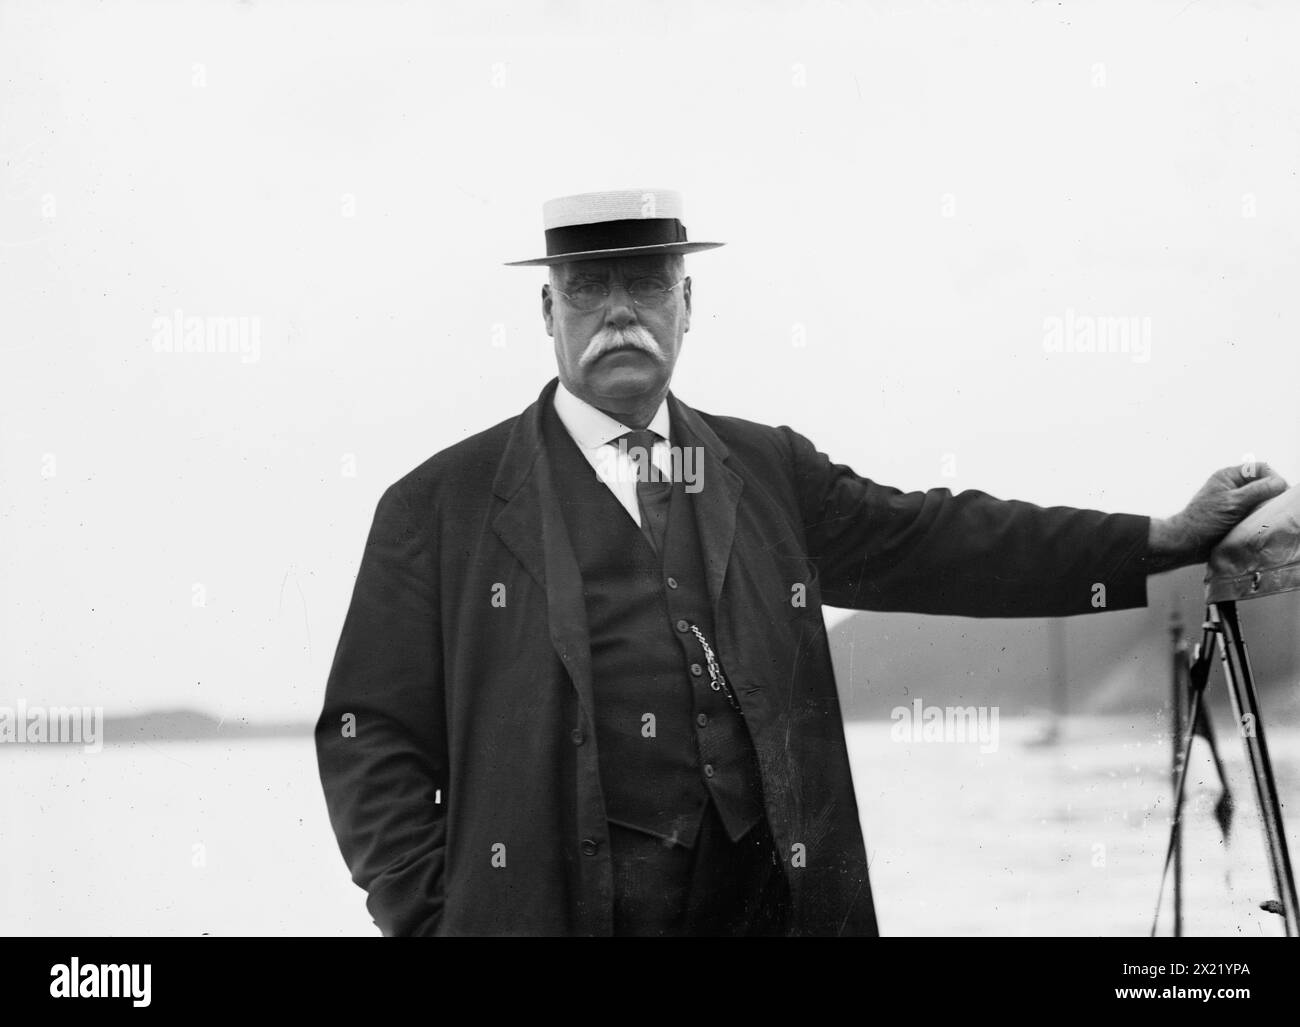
[{"xmin": 4, "ymin": 0, "xmax": 1298, "ymax": 716}]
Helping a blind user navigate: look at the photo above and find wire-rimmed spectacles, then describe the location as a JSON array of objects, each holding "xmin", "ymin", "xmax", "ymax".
[{"xmin": 553, "ymin": 277, "xmax": 685, "ymax": 313}]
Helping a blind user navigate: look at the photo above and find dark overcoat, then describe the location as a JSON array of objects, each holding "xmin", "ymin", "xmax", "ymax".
[{"xmin": 315, "ymin": 377, "xmax": 1150, "ymax": 936}]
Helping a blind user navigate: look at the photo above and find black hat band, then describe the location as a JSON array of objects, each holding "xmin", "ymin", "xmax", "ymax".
[{"xmin": 544, "ymin": 217, "xmax": 688, "ymax": 257}]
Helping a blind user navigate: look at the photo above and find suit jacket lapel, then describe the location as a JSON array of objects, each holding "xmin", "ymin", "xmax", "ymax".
[
  {"xmin": 669, "ymin": 392, "xmax": 743, "ymax": 621},
  {"xmin": 488, "ymin": 381, "xmax": 741, "ymax": 720},
  {"xmin": 490, "ymin": 379, "xmax": 596, "ymax": 720}
]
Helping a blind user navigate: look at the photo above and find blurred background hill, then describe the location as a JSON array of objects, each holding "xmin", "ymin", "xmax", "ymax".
[{"xmin": 828, "ymin": 567, "xmax": 1300, "ymax": 722}]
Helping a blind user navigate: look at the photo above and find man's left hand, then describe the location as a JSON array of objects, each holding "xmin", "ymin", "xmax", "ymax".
[{"xmin": 1147, "ymin": 462, "xmax": 1290, "ymax": 574}]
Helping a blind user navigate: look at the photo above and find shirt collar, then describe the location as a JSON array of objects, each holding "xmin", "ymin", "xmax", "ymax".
[{"xmin": 553, "ymin": 380, "xmax": 671, "ymax": 452}]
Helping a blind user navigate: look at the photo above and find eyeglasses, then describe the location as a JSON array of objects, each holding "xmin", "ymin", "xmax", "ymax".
[{"xmin": 553, "ymin": 276, "xmax": 685, "ymax": 313}]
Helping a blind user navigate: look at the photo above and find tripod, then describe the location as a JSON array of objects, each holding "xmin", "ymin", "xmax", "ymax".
[{"xmin": 1154, "ymin": 601, "xmax": 1299, "ymax": 936}]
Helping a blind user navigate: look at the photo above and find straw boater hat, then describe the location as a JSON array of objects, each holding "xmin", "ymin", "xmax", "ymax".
[{"xmin": 504, "ymin": 188, "xmax": 724, "ymax": 267}]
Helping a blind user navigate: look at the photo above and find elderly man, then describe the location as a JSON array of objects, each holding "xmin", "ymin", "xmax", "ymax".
[{"xmin": 315, "ymin": 188, "xmax": 1287, "ymax": 937}]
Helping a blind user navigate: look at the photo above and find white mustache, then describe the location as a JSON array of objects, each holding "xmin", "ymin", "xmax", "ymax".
[{"xmin": 578, "ymin": 325, "xmax": 664, "ymax": 367}]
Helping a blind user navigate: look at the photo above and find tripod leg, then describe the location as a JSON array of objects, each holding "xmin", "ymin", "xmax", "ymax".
[
  {"xmin": 1151, "ymin": 617, "xmax": 1218, "ymax": 937},
  {"xmin": 1214, "ymin": 601, "xmax": 1300, "ymax": 936},
  {"xmin": 1191, "ymin": 701, "xmax": 1235, "ymax": 837},
  {"xmin": 1171, "ymin": 617, "xmax": 1186, "ymax": 938}
]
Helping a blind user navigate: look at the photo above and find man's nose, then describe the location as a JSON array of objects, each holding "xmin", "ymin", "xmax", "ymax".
[{"xmin": 603, "ymin": 284, "xmax": 637, "ymax": 327}]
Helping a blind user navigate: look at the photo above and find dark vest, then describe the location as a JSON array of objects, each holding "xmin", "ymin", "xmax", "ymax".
[{"xmin": 544, "ymin": 403, "xmax": 765, "ymax": 848}]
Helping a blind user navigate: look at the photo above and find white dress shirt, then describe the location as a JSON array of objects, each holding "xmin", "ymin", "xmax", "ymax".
[{"xmin": 552, "ymin": 381, "xmax": 673, "ymax": 529}]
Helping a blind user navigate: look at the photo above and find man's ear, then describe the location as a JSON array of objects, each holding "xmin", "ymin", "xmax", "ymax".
[
  {"xmin": 682, "ymin": 276, "xmax": 692, "ymax": 333},
  {"xmin": 542, "ymin": 282, "xmax": 554, "ymax": 338}
]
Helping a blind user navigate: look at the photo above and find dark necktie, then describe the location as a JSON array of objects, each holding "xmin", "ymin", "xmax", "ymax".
[{"xmin": 617, "ymin": 428, "xmax": 672, "ymax": 555}]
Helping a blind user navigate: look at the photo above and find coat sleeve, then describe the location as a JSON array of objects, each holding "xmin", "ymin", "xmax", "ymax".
[
  {"xmin": 315, "ymin": 481, "xmax": 447, "ymax": 936},
  {"xmin": 780, "ymin": 426, "xmax": 1151, "ymax": 617}
]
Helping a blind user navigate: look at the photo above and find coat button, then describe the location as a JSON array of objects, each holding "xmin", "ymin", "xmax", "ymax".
[
  {"xmin": 690, "ymin": 663, "xmax": 703, "ymax": 677},
  {"xmin": 703, "ymin": 763, "xmax": 715, "ymax": 778},
  {"xmin": 570, "ymin": 728, "xmax": 584, "ymax": 745},
  {"xmin": 696, "ymin": 713, "xmax": 708, "ymax": 728},
  {"xmin": 676, "ymin": 619, "xmax": 689, "ymax": 633},
  {"xmin": 666, "ymin": 577, "xmax": 679, "ymax": 589},
  {"xmin": 581, "ymin": 838, "xmax": 600, "ymax": 856}
]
